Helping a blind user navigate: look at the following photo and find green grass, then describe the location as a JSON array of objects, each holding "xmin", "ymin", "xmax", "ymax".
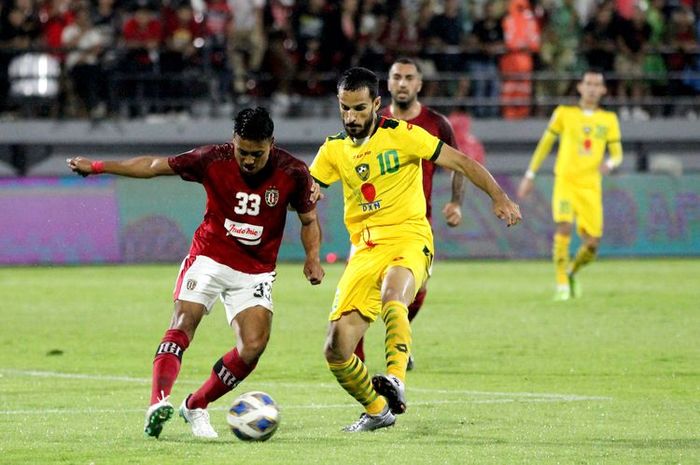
[{"xmin": 1, "ymin": 260, "xmax": 699, "ymax": 464}]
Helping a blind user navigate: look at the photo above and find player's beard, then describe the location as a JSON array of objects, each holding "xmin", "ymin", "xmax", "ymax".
[
  {"xmin": 344, "ymin": 113, "xmax": 375, "ymax": 139},
  {"xmin": 394, "ymin": 93, "xmax": 416, "ymax": 111}
]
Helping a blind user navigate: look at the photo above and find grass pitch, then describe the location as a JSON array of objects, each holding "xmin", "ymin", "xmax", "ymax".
[{"xmin": 1, "ymin": 260, "xmax": 698, "ymax": 464}]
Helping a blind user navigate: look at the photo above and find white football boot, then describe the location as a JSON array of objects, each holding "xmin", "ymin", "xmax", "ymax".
[
  {"xmin": 372, "ymin": 374, "xmax": 407, "ymax": 415},
  {"xmin": 144, "ymin": 393, "xmax": 174, "ymax": 438},
  {"xmin": 179, "ymin": 395, "xmax": 218, "ymax": 439}
]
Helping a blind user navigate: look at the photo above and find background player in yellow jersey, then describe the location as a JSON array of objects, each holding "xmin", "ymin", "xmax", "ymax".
[
  {"xmin": 311, "ymin": 67, "xmax": 521, "ymax": 432},
  {"xmin": 517, "ymin": 69, "xmax": 623, "ymax": 301}
]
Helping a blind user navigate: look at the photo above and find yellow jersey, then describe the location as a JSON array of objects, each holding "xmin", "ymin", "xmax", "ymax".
[
  {"xmin": 310, "ymin": 117, "xmax": 442, "ymax": 246},
  {"xmin": 529, "ymin": 105, "xmax": 622, "ymax": 186}
]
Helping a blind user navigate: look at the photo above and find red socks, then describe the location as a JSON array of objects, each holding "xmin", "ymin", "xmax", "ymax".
[
  {"xmin": 188, "ymin": 348, "xmax": 257, "ymax": 409},
  {"xmin": 150, "ymin": 329, "xmax": 190, "ymax": 404}
]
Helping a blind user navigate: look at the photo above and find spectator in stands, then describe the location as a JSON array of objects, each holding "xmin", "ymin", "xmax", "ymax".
[
  {"xmin": 61, "ymin": 1, "xmax": 107, "ymax": 118},
  {"xmin": 228, "ymin": 0, "xmax": 266, "ymax": 100},
  {"xmin": 500, "ymin": 0, "xmax": 540, "ymax": 119},
  {"xmin": 0, "ymin": 0, "xmax": 41, "ymax": 111},
  {"xmin": 537, "ymin": 0, "xmax": 581, "ymax": 102},
  {"xmin": 161, "ymin": 0, "xmax": 207, "ymax": 113},
  {"xmin": 581, "ymin": 2, "xmax": 617, "ymax": 73},
  {"xmin": 469, "ymin": 0, "xmax": 505, "ymax": 118},
  {"xmin": 644, "ymin": 0, "xmax": 668, "ymax": 114},
  {"xmin": 615, "ymin": 4, "xmax": 651, "ymax": 120},
  {"xmin": 667, "ymin": 4, "xmax": 700, "ymax": 115},
  {"xmin": 425, "ymin": 0, "xmax": 465, "ymax": 84},
  {"xmin": 40, "ymin": 0, "xmax": 74, "ymax": 56},
  {"xmin": 321, "ymin": 0, "xmax": 358, "ymax": 72},
  {"xmin": 354, "ymin": 0, "xmax": 387, "ymax": 70},
  {"xmin": 261, "ymin": 0, "xmax": 297, "ymax": 106},
  {"xmin": 203, "ymin": 0, "xmax": 233, "ymax": 104},
  {"xmin": 292, "ymin": 0, "xmax": 329, "ymax": 98},
  {"xmin": 119, "ymin": 0, "xmax": 162, "ymax": 116}
]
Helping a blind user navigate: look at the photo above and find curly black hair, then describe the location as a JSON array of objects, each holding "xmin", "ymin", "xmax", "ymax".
[{"xmin": 234, "ymin": 107, "xmax": 274, "ymax": 141}]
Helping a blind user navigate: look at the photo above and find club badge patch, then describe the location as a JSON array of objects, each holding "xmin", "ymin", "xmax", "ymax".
[
  {"xmin": 186, "ymin": 279, "xmax": 197, "ymax": 290},
  {"xmin": 265, "ymin": 188, "xmax": 279, "ymax": 207},
  {"xmin": 355, "ymin": 163, "xmax": 370, "ymax": 181}
]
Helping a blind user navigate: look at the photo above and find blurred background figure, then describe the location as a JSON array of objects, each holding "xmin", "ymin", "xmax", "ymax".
[
  {"xmin": 61, "ymin": 1, "xmax": 107, "ymax": 119},
  {"xmin": 500, "ymin": 0, "xmax": 540, "ymax": 119}
]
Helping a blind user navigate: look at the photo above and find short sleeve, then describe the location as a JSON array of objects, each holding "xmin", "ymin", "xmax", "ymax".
[
  {"xmin": 168, "ymin": 145, "xmax": 219, "ymax": 183},
  {"xmin": 309, "ymin": 142, "xmax": 340, "ymax": 187},
  {"xmin": 405, "ymin": 123, "xmax": 442, "ymax": 162},
  {"xmin": 289, "ymin": 162, "xmax": 314, "ymax": 214}
]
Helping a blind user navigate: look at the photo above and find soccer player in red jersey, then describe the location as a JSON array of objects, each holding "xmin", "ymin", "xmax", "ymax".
[
  {"xmin": 353, "ymin": 57, "xmax": 468, "ymax": 369},
  {"xmin": 67, "ymin": 107, "xmax": 324, "ymax": 439}
]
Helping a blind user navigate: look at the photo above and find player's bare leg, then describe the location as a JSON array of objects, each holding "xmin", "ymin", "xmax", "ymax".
[
  {"xmin": 553, "ymin": 222, "xmax": 573, "ymax": 301},
  {"xmin": 146, "ymin": 300, "xmax": 206, "ymax": 438},
  {"xmin": 182, "ymin": 306, "xmax": 271, "ymax": 438},
  {"xmin": 325, "ymin": 311, "xmax": 395, "ymax": 431}
]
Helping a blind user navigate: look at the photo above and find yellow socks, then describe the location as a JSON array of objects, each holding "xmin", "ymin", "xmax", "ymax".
[
  {"xmin": 381, "ymin": 300, "xmax": 411, "ymax": 382},
  {"xmin": 328, "ymin": 355, "xmax": 386, "ymax": 415},
  {"xmin": 552, "ymin": 233, "xmax": 571, "ymax": 286},
  {"xmin": 571, "ymin": 244, "xmax": 597, "ymax": 274}
]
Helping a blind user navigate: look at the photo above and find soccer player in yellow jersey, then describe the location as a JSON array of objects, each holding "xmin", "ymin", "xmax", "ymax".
[
  {"xmin": 517, "ymin": 69, "xmax": 623, "ymax": 301},
  {"xmin": 311, "ymin": 67, "xmax": 521, "ymax": 432}
]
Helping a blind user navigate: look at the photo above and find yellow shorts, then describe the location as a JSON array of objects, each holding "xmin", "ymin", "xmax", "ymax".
[
  {"xmin": 552, "ymin": 178, "xmax": 603, "ymax": 237},
  {"xmin": 329, "ymin": 239, "xmax": 434, "ymax": 322}
]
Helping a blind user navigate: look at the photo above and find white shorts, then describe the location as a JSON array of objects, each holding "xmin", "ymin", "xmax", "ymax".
[{"xmin": 173, "ymin": 255, "xmax": 275, "ymax": 324}]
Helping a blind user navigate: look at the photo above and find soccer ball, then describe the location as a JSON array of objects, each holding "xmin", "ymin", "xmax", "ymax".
[{"xmin": 227, "ymin": 391, "xmax": 280, "ymax": 441}]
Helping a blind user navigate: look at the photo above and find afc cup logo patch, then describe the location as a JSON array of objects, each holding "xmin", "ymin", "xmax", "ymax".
[
  {"xmin": 265, "ymin": 188, "xmax": 279, "ymax": 207},
  {"xmin": 355, "ymin": 163, "xmax": 370, "ymax": 181},
  {"xmin": 186, "ymin": 279, "xmax": 197, "ymax": 291}
]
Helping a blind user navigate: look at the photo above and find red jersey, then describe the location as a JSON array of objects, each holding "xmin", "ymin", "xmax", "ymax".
[
  {"xmin": 168, "ymin": 144, "xmax": 313, "ymax": 274},
  {"xmin": 378, "ymin": 105, "xmax": 456, "ymax": 220}
]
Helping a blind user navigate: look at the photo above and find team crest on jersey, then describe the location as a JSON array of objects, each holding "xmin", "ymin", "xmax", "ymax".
[
  {"xmin": 355, "ymin": 163, "xmax": 370, "ymax": 181},
  {"xmin": 264, "ymin": 188, "xmax": 279, "ymax": 207},
  {"xmin": 186, "ymin": 279, "xmax": 197, "ymax": 291}
]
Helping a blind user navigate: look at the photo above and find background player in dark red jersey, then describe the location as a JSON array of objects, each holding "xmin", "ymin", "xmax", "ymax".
[
  {"xmin": 67, "ymin": 107, "xmax": 324, "ymax": 439},
  {"xmin": 353, "ymin": 57, "xmax": 477, "ymax": 370}
]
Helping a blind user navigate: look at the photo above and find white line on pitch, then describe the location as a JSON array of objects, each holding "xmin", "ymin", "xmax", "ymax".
[
  {"xmin": 0, "ymin": 396, "xmax": 602, "ymax": 416},
  {"xmin": 0, "ymin": 368, "xmax": 612, "ymax": 402}
]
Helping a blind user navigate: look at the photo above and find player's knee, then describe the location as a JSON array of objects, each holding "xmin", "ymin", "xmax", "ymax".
[
  {"xmin": 324, "ymin": 341, "xmax": 346, "ymax": 364},
  {"xmin": 555, "ymin": 223, "xmax": 573, "ymax": 236},
  {"xmin": 240, "ymin": 332, "xmax": 269, "ymax": 359},
  {"xmin": 586, "ymin": 240, "xmax": 600, "ymax": 253}
]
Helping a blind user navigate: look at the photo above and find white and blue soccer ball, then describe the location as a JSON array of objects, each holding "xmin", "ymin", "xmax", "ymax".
[{"xmin": 227, "ymin": 391, "xmax": 280, "ymax": 441}]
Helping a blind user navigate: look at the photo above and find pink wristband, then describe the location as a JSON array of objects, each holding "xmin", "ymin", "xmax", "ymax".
[{"xmin": 90, "ymin": 161, "xmax": 105, "ymax": 174}]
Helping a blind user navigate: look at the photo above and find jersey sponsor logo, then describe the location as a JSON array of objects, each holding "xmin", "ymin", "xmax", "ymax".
[
  {"xmin": 224, "ymin": 219, "xmax": 264, "ymax": 245},
  {"xmin": 360, "ymin": 183, "xmax": 375, "ymax": 201},
  {"xmin": 358, "ymin": 182, "xmax": 382, "ymax": 211},
  {"xmin": 264, "ymin": 188, "xmax": 279, "ymax": 207},
  {"xmin": 186, "ymin": 279, "xmax": 197, "ymax": 290},
  {"xmin": 355, "ymin": 163, "xmax": 370, "ymax": 181}
]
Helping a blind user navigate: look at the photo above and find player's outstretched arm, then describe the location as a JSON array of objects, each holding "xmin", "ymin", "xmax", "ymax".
[
  {"xmin": 435, "ymin": 144, "xmax": 522, "ymax": 227},
  {"xmin": 298, "ymin": 209, "xmax": 324, "ymax": 285},
  {"xmin": 67, "ymin": 156, "xmax": 175, "ymax": 178}
]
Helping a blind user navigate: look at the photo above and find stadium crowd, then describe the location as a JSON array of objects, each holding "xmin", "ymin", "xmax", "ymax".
[{"xmin": 1, "ymin": 0, "xmax": 699, "ymax": 119}]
